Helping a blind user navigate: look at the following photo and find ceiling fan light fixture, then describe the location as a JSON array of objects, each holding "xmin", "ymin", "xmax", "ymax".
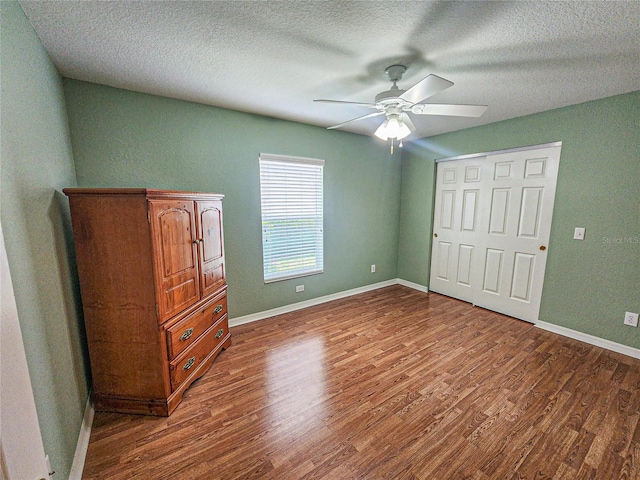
[
  {"xmin": 374, "ymin": 115, "xmax": 412, "ymax": 143},
  {"xmin": 386, "ymin": 117, "xmax": 401, "ymax": 137},
  {"xmin": 386, "ymin": 116, "xmax": 412, "ymax": 140},
  {"xmin": 374, "ymin": 120, "xmax": 389, "ymax": 140},
  {"xmin": 396, "ymin": 119, "xmax": 412, "ymax": 140}
]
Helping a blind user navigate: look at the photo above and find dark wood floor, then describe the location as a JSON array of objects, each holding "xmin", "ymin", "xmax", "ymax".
[{"xmin": 82, "ymin": 286, "xmax": 640, "ymax": 479}]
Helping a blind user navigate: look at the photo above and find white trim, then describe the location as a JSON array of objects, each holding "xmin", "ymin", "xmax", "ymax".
[
  {"xmin": 68, "ymin": 394, "xmax": 94, "ymax": 480},
  {"xmin": 229, "ymin": 279, "xmax": 398, "ymax": 327},
  {"xmin": 0, "ymin": 223, "xmax": 50, "ymax": 480},
  {"xmin": 263, "ymin": 269, "xmax": 323, "ymax": 284},
  {"xmin": 534, "ymin": 320, "xmax": 640, "ymax": 360},
  {"xmin": 436, "ymin": 141, "xmax": 562, "ymax": 163},
  {"xmin": 397, "ymin": 278, "xmax": 429, "ymax": 293}
]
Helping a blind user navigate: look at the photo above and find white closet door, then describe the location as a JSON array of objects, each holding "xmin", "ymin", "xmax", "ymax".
[
  {"xmin": 430, "ymin": 144, "xmax": 561, "ymax": 323},
  {"xmin": 430, "ymin": 157, "xmax": 486, "ymax": 304}
]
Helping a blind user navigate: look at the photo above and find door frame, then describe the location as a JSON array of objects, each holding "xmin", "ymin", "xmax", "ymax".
[
  {"xmin": 0, "ymin": 222, "xmax": 50, "ymax": 479},
  {"xmin": 435, "ymin": 141, "xmax": 562, "ymax": 165}
]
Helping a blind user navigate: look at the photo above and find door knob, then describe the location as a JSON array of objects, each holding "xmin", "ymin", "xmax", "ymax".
[
  {"xmin": 540, "ymin": 245, "xmax": 547, "ymax": 251},
  {"xmin": 434, "ymin": 233, "xmax": 438, "ymax": 238}
]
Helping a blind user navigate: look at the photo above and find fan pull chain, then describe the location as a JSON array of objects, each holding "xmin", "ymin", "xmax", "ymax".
[{"xmin": 390, "ymin": 138, "xmax": 394, "ymax": 154}]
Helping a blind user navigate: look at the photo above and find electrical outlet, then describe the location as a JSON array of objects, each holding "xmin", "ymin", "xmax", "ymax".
[
  {"xmin": 371, "ymin": 264, "xmax": 376, "ymax": 273},
  {"xmin": 624, "ymin": 311, "xmax": 639, "ymax": 327},
  {"xmin": 573, "ymin": 227, "xmax": 585, "ymax": 240},
  {"xmin": 295, "ymin": 285, "xmax": 304, "ymax": 293}
]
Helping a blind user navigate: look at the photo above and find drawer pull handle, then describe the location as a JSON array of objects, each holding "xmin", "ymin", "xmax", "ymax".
[
  {"xmin": 214, "ymin": 305, "xmax": 223, "ymax": 314},
  {"xmin": 179, "ymin": 328, "xmax": 194, "ymax": 341},
  {"xmin": 215, "ymin": 329, "xmax": 224, "ymax": 339},
  {"xmin": 182, "ymin": 357, "xmax": 196, "ymax": 370}
]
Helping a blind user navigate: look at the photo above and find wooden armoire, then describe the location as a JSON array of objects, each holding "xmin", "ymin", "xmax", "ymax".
[{"xmin": 63, "ymin": 188, "xmax": 231, "ymax": 416}]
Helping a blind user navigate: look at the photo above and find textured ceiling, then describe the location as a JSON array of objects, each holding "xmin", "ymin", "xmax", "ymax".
[{"xmin": 19, "ymin": 1, "xmax": 640, "ymax": 141}]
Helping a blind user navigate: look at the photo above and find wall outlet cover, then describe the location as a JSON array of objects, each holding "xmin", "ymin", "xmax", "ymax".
[
  {"xmin": 295, "ymin": 285, "xmax": 304, "ymax": 293},
  {"xmin": 624, "ymin": 311, "xmax": 639, "ymax": 327}
]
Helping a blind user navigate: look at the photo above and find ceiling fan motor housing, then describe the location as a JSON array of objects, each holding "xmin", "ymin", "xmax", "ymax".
[
  {"xmin": 375, "ymin": 89, "xmax": 409, "ymax": 105},
  {"xmin": 376, "ymin": 64, "xmax": 411, "ymax": 106}
]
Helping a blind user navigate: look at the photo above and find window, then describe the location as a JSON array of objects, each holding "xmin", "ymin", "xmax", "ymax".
[{"xmin": 259, "ymin": 153, "xmax": 324, "ymax": 283}]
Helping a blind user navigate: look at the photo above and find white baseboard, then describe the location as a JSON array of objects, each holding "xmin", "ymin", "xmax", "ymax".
[
  {"xmin": 229, "ymin": 279, "xmax": 401, "ymax": 328},
  {"xmin": 397, "ymin": 278, "xmax": 429, "ymax": 293},
  {"xmin": 68, "ymin": 393, "xmax": 94, "ymax": 480},
  {"xmin": 535, "ymin": 320, "xmax": 640, "ymax": 360}
]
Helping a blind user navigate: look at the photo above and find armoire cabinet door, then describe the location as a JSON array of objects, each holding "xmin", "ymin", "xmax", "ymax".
[
  {"xmin": 196, "ymin": 200, "xmax": 226, "ymax": 298},
  {"xmin": 149, "ymin": 199, "xmax": 201, "ymax": 321}
]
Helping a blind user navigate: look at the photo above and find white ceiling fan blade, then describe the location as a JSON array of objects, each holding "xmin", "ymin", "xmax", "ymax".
[
  {"xmin": 399, "ymin": 74, "xmax": 454, "ymax": 105},
  {"xmin": 314, "ymin": 99, "xmax": 378, "ymax": 108},
  {"xmin": 411, "ymin": 103, "xmax": 488, "ymax": 117},
  {"xmin": 327, "ymin": 111, "xmax": 385, "ymax": 130}
]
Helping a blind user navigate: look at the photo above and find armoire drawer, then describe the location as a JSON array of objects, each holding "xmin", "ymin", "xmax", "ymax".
[
  {"xmin": 169, "ymin": 314, "xmax": 229, "ymax": 390},
  {"xmin": 166, "ymin": 291, "xmax": 227, "ymax": 359}
]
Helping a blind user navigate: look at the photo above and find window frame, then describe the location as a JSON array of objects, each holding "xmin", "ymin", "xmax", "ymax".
[{"xmin": 259, "ymin": 153, "xmax": 325, "ymax": 284}]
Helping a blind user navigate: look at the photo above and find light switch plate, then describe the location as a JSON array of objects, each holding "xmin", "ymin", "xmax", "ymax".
[{"xmin": 574, "ymin": 227, "xmax": 585, "ymax": 240}]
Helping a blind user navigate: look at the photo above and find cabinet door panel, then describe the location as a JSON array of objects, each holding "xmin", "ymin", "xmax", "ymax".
[
  {"xmin": 196, "ymin": 200, "xmax": 226, "ymax": 298},
  {"xmin": 149, "ymin": 200, "xmax": 200, "ymax": 321}
]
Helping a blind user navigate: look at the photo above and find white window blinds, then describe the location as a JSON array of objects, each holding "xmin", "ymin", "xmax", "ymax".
[{"xmin": 259, "ymin": 153, "xmax": 324, "ymax": 283}]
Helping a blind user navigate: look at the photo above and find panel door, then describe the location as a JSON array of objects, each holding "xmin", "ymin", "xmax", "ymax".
[
  {"xmin": 149, "ymin": 200, "xmax": 200, "ymax": 321},
  {"xmin": 430, "ymin": 158, "xmax": 485, "ymax": 304},
  {"xmin": 195, "ymin": 200, "xmax": 226, "ymax": 298},
  {"xmin": 430, "ymin": 145, "xmax": 561, "ymax": 323},
  {"xmin": 472, "ymin": 147, "xmax": 560, "ymax": 321}
]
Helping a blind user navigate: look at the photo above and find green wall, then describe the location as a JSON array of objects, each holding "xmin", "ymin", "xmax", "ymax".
[
  {"xmin": 0, "ymin": 2, "xmax": 88, "ymax": 478},
  {"xmin": 2, "ymin": 5, "xmax": 637, "ymax": 474},
  {"xmin": 398, "ymin": 92, "xmax": 640, "ymax": 348},
  {"xmin": 63, "ymin": 80, "xmax": 402, "ymax": 318}
]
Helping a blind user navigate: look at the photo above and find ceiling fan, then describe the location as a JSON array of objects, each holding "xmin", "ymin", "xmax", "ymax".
[{"xmin": 315, "ymin": 65, "xmax": 488, "ymax": 152}]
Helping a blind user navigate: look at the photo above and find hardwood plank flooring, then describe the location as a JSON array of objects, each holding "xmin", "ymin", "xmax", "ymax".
[{"xmin": 82, "ymin": 286, "xmax": 640, "ymax": 479}]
